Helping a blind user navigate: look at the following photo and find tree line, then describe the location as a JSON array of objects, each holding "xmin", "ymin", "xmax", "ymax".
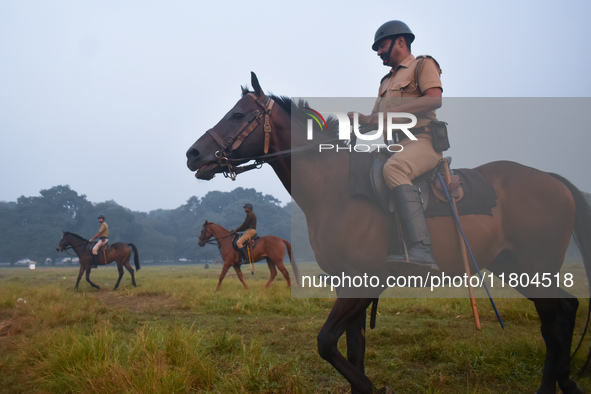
[
  {"xmin": 1, "ymin": 184, "xmax": 587, "ymax": 266},
  {"xmin": 0, "ymin": 185, "xmax": 315, "ymax": 266}
]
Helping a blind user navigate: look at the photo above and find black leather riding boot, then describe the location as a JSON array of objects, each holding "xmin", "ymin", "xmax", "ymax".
[
  {"xmin": 239, "ymin": 246, "xmax": 250, "ymax": 264},
  {"xmin": 90, "ymin": 254, "xmax": 98, "ymax": 268},
  {"xmin": 386, "ymin": 184, "xmax": 438, "ymax": 269}
]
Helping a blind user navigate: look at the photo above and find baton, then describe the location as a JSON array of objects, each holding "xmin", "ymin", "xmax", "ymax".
[
  {"xmin": 436, "ymin": 171, "xmax": 505, "ymax": 329},
  {"xmin": 248, "ymin": 246, "xmax": 254, "ymax": 275},
  {"xmin": 440, "ymin": 162, "xmax": 481, "ymax": 330}
]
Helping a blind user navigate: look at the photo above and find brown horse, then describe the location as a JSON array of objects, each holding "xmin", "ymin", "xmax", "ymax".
[
  {"xmin": 56, "ymin": 231, "xmax": 140, "ymax": 290},
  {"xmin": 186, "ymin": 73, "xmax": 591, "ymax": 393},
  {"xmin": 198, "ymin": 220, "xmax": 299, "ymax": 291}
]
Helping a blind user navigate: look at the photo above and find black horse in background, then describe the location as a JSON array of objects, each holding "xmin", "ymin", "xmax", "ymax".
[{"xmin": 57, "ymin": 231, "xmax": 140, "ymax": 290}]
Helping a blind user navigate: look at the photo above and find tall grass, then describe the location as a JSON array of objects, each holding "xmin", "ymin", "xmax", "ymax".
[{"xmin": 0, "ymin": 265, "xmax": 589, "ymax": 393}]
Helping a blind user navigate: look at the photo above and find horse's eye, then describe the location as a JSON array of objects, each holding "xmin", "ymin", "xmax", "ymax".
[{"xmin": 233, "ymin": 112, "xmax": 244, "ymax": 120}]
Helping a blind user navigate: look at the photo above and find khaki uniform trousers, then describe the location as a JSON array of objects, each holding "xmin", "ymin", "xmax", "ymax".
[
  {"xmin": 237, "ymin": 229, "xmax": 257, "ymax": 248},
  {"xmin": 92, "ymin": 238, "xmax": 108, "ymax": 255},
  {"xmin": 383, "ymin": 134, "xmax": 442, "ymax": 188}
]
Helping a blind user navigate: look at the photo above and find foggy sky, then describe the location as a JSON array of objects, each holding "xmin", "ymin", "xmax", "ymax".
[{"xmin": 1, "ymin": 0, "xmax": 590, "ymax": 212}]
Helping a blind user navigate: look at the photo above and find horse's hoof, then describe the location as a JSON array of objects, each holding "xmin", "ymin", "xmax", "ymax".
[
  {"xmin": 561, "ymin": 380, "xmax": 586, "ymax": 394},
  {"xmin": 538, "ymin": 380, "xmax": 586, "ymax": 394},
  {"xmin": 378, "ymin": 387, "xmax": 394, "ymax": 394}
]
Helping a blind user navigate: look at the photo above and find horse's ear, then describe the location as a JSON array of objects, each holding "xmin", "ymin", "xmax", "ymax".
[
  {"xmin": 251, "ymin": 72, "xmax": 263, "ymax": 97},
  {"xmin": 241, "ymin": 85, "xmax": 249, "ymax": 96}
]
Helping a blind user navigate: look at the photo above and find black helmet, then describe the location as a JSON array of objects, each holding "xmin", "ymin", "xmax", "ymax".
[
  {"xmin": 372, "ymin": 20, "xmax": 415, "ymax": 51},
  {"xmin": 243, "ymin": 203, "xmax": 253, "ymax": 210},
  {"xmin": 98, "ymin": 215, "xmax": 106, "ymax": 220}
]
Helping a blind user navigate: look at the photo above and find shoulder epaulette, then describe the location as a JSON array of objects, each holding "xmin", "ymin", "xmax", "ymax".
[{"xmin": 415, "ymin": 55, "xmax": 442, "ymax": 72}]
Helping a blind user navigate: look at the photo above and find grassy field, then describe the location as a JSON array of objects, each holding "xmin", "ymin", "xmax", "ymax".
[{"xmin": 1, "ymin": 264, "xmax": 590, "ymax": 393}]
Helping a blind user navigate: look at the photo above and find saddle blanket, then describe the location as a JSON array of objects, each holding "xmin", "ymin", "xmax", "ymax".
[{"xmin": 349, "ymin": 151, "xmax": 497, "ymax": 217}]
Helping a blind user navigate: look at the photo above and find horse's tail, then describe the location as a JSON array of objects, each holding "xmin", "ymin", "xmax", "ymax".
[
  {"xmin": 549, "ymin": 173, "xmax": 591, "ymax": 375},
  {"xmin": 128, "ymin": 243, "xmax": 140, "ymax": 271},
  {"xmin": 282, "ymin": 239, "xmax": 301, "ymax": 287}
]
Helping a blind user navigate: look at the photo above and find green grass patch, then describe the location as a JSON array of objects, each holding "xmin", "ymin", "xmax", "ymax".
[{"xmin": 0, "ymin": 265, "xmax": 589, "ymax": 393}]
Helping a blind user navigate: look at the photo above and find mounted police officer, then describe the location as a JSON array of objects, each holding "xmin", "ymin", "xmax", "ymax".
[
  {"xmin": 89, "ymin": 214, "xmax": 109, "ymax": 268},
  {"xmin": 353, "ymin": 20, "xmax": 444, "ymax": 269},
  {"xmin": 232, "ymin": 203, "xmax": 257, "ymax": 264}
]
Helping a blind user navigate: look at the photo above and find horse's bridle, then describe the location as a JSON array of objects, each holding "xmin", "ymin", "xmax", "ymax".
[
  {"xmin": 206, "ymin": 93, "xmax": 275, "ymax": 180},
  {"xmin": 199, "ymin": 223, "xmax": 235, "ymax": 251},
  {"xmin": 199, "ymin": 224, "xmax": 215, "ymax": 246},
  {"xmin": 204, "ymin": 93, "xmax": 343, "ymax": 180},
  {"xmin": 59, "ymin": 238, "xmax": 88, "ymax": 256}
]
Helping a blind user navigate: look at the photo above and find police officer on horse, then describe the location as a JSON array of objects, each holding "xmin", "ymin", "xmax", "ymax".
[
  {"xmin": 89, "ymin": 214, "xmax": 109, "ymax": 268},
  {"xmin": 352, "ymin": 20, "xmax": 444, "ymax": 269},
  {"xmin": 232, "ymin": 203, "xmax": 257, "ymax": 264}
]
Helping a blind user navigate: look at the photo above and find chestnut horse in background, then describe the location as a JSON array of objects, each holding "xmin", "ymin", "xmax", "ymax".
[
  {"xmin": 186, "ymin": 73, "xmax": 591, "ymax": 393},
  {"xmin": 57, "ymin": 231, "xmax": 140, "ymax": 290},
  {"xmin": 198, "ymin": 221, "xmax": 300, "ymax": 291}
]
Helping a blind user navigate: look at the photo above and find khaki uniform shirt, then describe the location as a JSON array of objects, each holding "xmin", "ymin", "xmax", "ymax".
[
  {"xmin": 372, "ymin": 54, "xmax": 442, "ymax": 129},
  {"xmin": 98, "ymin": 222, "xmax": 109, "ymax": 238},
  {"xmin": 235, "ymin": 211, "xmax": 257, "ymax": 231}
]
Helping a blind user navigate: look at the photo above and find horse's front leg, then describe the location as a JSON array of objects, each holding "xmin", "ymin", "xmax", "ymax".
[
  {"xmin": 216, "ymin": 263, "xmax": 232, "ymax": 291},
  {"xmin": 233, "ymin": 264, "xmax": 249, "ymax": 290},
  {"xmin": 317, "ymin": 297, "xmax": 376, "ymax": 393},
  {"xmin": 75, "ymin": 265, "xmax": 84, "ymax": 290},
  {"xmin": 85, "ymin": 267, "xmax": 100, "ymax": 289}
]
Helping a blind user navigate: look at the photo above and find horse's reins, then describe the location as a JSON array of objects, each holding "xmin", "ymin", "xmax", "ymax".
[
  {"xmin": 62, "ymin": 245, "xmax": 77, "ymax": 257},
  {"xmin": 200, "ymin": 227, "xmax": 236, "ymax": 246},
  {"xmin": 217, "ymin": 143, "xmax": 328, "ymax": 180},
  {"xmin": 201, "ymin": 226, "xmax": 251, "ymax": 266},
  {"xmin": 61, "ymin": 239, "xmax": 88, "ymax": 256},
  {"xmin": 61, "ymin": 236, "xmax": 108, "ymax": 266}
]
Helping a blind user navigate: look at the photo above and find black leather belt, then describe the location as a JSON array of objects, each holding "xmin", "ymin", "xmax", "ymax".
[{"xmin": 393, "ymin": 126, "xmax": 428, "ymax": 142}]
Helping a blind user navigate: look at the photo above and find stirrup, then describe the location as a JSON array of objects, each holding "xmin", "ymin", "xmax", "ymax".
[
  {"xmin": 385, "ymin": 255, "xmax": 438, "ymax": 270},
  {"xmin": 386, "ymin": 245, "xmax": 438, "ymax": 270}
]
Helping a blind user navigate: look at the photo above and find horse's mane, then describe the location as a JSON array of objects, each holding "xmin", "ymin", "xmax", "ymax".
[
  {"xmin": 64, "ymin": 231, "xmax": 88, "ymax": 242},
  {"xmin": 241, "ymin": 89, "xmax": 340, "ymax": 137},
  {"xmin": 205, "ymin": 221, "xmax": 230, "ymax": 233}
]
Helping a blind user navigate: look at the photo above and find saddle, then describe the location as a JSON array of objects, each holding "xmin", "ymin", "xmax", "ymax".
[
  {"xmin": 351, "ymin": 150, "xmax": 497, "ymax": 218},
  {"xmin": 232, "ymin": 234, "xmax": 260, "ymax": 251}
]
